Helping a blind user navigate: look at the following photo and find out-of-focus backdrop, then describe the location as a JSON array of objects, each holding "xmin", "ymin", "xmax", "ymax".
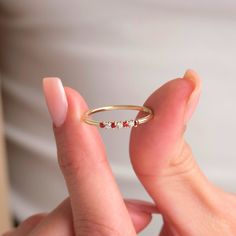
[{"xmin": 0, "ymin": 0, "xmax": 236, "ymax": 235}]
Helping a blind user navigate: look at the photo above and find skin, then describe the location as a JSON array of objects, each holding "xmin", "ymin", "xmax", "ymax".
[{"xmin": 3, "ymin": 70, "xmax": 236, "ymax": 236}]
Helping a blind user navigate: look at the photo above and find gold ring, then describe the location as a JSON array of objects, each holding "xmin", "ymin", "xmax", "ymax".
[{"xmin": 82, "ymin": 105, "xmax": 153, "ymax": 129}]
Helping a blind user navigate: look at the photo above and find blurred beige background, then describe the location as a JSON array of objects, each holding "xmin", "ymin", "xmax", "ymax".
[
  {"xmin": 0, "ymin": 83, "xmax": 11, "ymax": 234},
  {"xmin": 0, "ymin": 0, "xmax": 236, "ymax": 235}
]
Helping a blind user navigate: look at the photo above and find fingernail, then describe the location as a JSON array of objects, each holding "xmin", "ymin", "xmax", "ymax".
[
  {"xmin": 125, "ymin": 199, "xmax": 159, "ymax": 214},
  {"xmin": 183, "ymin": 69, "xmax": 201, "ymax": 124},
  {"xmin": 42, "ymin": 77, "xmax": 68, "ymax": 127}
]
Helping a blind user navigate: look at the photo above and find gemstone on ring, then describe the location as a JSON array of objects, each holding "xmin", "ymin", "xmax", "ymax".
[
  {"xmin": 99, "ymin": 122, "xmax": 106, "ymax": 128},
  {"xmin": 104, "ymin": 121, "xmax": 112, "ymax": 129},
  {"xmin": 128, "ymin": 120, "xmax": 135, "ymax": 127},
  {"xmin": 111, "ymin": 122, "xmax": 116, "ymax": 128},
  {"xmin": 123, "ymin": 120, "xmax": 129, "ymax": 128},
  {"xmin": 116, "ymin": 121, "xmax": 123, "ymax": 129},
  {"xmin": 99, "ymin": 119, "xmax": 139, "ymax": 129}
]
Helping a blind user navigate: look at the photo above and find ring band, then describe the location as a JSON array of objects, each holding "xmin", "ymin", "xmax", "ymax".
[{"xmin": 82, "ymin": 105, "xmax": 153, "ymax": 129}]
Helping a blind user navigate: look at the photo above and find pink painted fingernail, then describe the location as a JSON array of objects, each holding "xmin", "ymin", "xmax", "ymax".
[
  {"xmin": 125, "ymin": 199, "xmax": 159, "ymax": 214},
  {"xmin": 183, "ymin": 69, "xmax": 202, "ymax": 124},
  {"xmin": 42, "ymin": 77, "xmax": 68, "ymax": 127}
]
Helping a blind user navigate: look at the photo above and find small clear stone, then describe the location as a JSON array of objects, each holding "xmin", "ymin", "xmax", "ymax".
[
  {"xmin": 104, "ymin": 122, "xmax": 112, "ymax": 129},
  {"xmin": 128, "ymin": 120, "xmax": 135, "ymax": 127},
  {"xmin": 116, "ymin": 121, "xmax": 123, "ymax": 129}
]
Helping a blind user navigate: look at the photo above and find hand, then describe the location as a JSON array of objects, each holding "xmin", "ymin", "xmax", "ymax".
[{"xmin": 4, "ymin": 70, "xmax": 236, "ymax": 236}]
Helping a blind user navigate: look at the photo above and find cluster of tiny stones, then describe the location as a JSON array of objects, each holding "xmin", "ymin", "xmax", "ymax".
[{"xmin": 99, "ymin": 120, "xmax": 139, "ymax": 129}]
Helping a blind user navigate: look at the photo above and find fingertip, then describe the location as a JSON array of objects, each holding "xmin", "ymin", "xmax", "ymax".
[
  {"xmin": 42, "ymin": 77, "xmax": 64, "ymax": 97},
  {"xmin": 63, "ymin": 86, "xmax": 88, "ymax": 120},
  {"xmin": 183, "ymin": 69, "xmax": 202, "ymax": 93},
  {"xmin": 128, "ymin": 209, "xmax": 152, "ymax": 233},
  {"xmin": 42, "ymin": 76, "xmax": 62, "ymax": 85},
  {"xmin": 183, "ymin": 68, "xmax": 199, "ymax": 78}
]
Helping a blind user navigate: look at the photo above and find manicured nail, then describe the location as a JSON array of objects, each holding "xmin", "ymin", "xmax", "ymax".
[
  {"xmin": 183, "ymin": 69, "xmax": 201, "ymax": 124},
  {"xmin": 42, "ymin": 77, "xmax": 68, "ymax": 127},
  {"xmin": 125, "ymin": 199, "xmax": 159, "ymax": 214}
]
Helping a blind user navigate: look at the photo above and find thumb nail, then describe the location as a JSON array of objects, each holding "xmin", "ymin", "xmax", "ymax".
[
  {"xmin": 42, "ymin": 77, "xmax": 68, "ymax": 127},
  {"xmin": 183, "ymin": 70, "xmax": 201, "ymax": 124}
]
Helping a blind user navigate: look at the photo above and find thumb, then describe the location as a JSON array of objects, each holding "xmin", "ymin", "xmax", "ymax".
[{"xmin": 130, "ymin": 70, "xmax": 225, "ymax": 234}]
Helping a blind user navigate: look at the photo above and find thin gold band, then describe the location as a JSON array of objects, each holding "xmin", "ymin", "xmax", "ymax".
[{"xmin": 82, "ymin": 105, "xmax": 153, "ymax": 129}]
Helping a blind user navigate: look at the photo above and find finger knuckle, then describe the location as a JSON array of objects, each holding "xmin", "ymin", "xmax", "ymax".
[
  {"xmin": 54, "ymin": 129, "xmax": 82, "ymax": 174},
  {"xmin": 165, "ymin": 141, "xmax": 196, "ymax": 177},
  {"xmin": 57, "ymin": 146, "xmax": 84, "ymax": 175},
  {"xmin": 57, "ymin": 141, "xmax": 107, "ymax": 181}
]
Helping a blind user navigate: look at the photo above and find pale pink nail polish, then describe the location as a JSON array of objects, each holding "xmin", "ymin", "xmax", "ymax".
[
  {"xmin": 183, "ymin": 69, "xmax": 202, "ymax": 124},
  {"xmin": 125, "ymin": 199, "xmax": 159, "ymax": 214},
  {"xmin": 42, "ymin": 77, "xmax": 68, "ymax": 127}
]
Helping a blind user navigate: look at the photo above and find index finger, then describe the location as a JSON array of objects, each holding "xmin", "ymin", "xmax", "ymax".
[{"xmin": 43, "ymin": 78, "xmax": 136, "ymax": 235}]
